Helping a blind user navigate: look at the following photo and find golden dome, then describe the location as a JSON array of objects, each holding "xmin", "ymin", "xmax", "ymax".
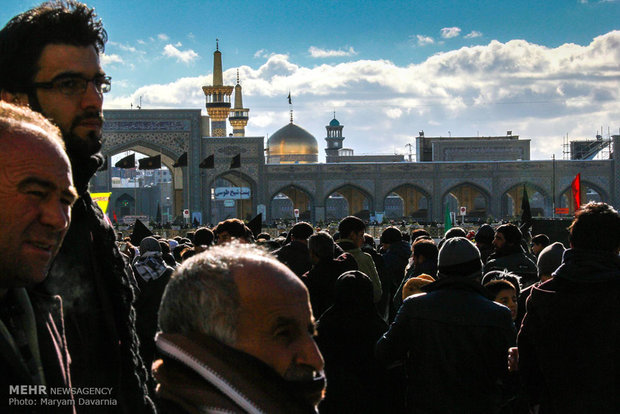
[{"xmin": 267, "ymin": 122, "xmax": 318, "ymax": 163}]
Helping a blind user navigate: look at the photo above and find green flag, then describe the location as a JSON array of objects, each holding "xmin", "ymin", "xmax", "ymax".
[{"xmin": 444, "ymin": 204, "xmax": 452, "ymax": 231}]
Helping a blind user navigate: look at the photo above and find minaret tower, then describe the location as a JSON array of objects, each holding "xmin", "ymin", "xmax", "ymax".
[
  {"xmin": 229, "ymin": 69, "xmax": 249, "ymax": 136},
  {"xmin": 202, "ymin": 39, "xmax": 234, "ymax": 137},
  {"xmin": 325, "ymin": 112, "xmax": 344, "ymax": 161}
]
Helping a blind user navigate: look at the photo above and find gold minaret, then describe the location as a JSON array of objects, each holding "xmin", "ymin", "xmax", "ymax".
[
  {"xmin": 202, "ymin": 39, "xmax": 234, "ymax": 136},
  {"xmin": 229, "ymin": 69, "xmax": 249, "ymax": 137}
]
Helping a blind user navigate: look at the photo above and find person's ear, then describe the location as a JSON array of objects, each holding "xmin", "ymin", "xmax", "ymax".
[{"xmin": 0, "ymin": 90, "xmax": 29, "ymax": 106}]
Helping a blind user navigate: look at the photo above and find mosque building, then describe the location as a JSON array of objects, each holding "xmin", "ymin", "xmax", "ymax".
[{"xmin": 97, "ymin": 44, "xmax": 619, "ymax": 226}]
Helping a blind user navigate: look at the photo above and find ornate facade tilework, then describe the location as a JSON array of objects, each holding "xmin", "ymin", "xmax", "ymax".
[{"xmin": 103, "ymin": 120, "xmax": 191, "ymax": 131}]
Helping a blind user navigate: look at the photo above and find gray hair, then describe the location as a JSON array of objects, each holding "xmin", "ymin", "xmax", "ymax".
[
  {"xmin": 0, "ymin": 101, "xmax": 64, "ymax": 148},
  {"xmin": 158, "ymin": 242, "xmax": 274, "ymax": 346}
]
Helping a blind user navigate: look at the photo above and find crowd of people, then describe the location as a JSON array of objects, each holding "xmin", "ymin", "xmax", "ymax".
[{"xmin": 0, "ymin": 1, "xmax": 619, "ymax": 414}]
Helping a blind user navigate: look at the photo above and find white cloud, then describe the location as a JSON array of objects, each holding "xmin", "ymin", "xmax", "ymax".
[
  {"xmin": 308, "ymin": 46, "xmax": 358, "ymax": 58},
  {"xmin": 175, "ymin": 42, "xmax": 182, "ymax": 47},
  {"xmin": 415, "ymin": 35, "xmax": 435, "ymax": 46},
  {"xmin": 137, "ymin": 39, "xmax": 146, "ymax": 45},
  {"xmin": 441, "ymin": 27, "xmax": 461, "ymax": 39},
  {"xmin": 254, "ymin": 49, "xmax": 268, "ymax": 58},
  {"xmin": 106, "ymin": 31, "xmax": 620, "ymax": 160},
  {"xmin": 163, "ymin": 44, "xmax": 199, "ymax": 63},
  {"xmin": 109, "ymin": 42, "xmax": 138, "ymax": 53},
  {"xmin": 101, "ymin": 53, "xmax": 123, "ymax": 65},
  {"xmin": 465, "ymin": 30, "xmax": 483, "ymax": 39},
  {"xmin": 157, "ymin": 33, "xmax": 170, "ymax": 41}
]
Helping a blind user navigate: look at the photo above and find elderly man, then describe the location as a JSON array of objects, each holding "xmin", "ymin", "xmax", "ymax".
[
  {"xmin": 0, "ymin": 102, "xmax": 77, "ymax": 410},
  {"xmin": 0, "ymin": 3, "xmax": 153, "ymax": 411},
  {"xmin": 153, "ymin": 243, "xmax": 325, "ymax": 413}
]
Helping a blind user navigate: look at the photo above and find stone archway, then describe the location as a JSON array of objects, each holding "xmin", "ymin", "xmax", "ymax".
[
  {"xmin": 325, "ymin": 185, "xmax": 372, "ymax": 221},
  {"xmin": 270, "ymin": 185, "xmax": 313, "ymax": 222},
  {"xmin": 101, "ymin": 109, "xmax": 202, "ymax": 221},
  {"xmin": 384, "ymin": 184, "xmax": 431, "ymax": 221},
  {"xmin": 208, "ymin": 171, "xmax": 257, "ymax": 224},
  {"xmin": 443, "ymin": 182, "xmax": 490, "ymax": 220},
  {"xmin": 502, "ymin": 183, "xmax": 549, "ymax": 218},
  {"xmin": 558, "ymin": 181, "xmax": 607, "ymax": 214}
]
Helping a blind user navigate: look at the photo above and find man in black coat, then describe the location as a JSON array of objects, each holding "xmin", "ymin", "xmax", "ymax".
[
  {"xmin": 274, "ymin": 221, "xmax": 314, "ymax": 277},
  {"xmin": 377, "ymin": 237, "xmax": 514, "ymax": 413},
  {"xmin": 0, "ymin": 3, "xmax": 153, "ymax": 411},
  {"xmin": 518, "ymin": 202, "xmax": 620, "ymax": 413},
  {"xmin": 484, "ymin": 223, "xmax": 538, "ymax": 287},
  {"xmin": 302, "ymin": 232, "xmax": 357, "ymax": 319}
]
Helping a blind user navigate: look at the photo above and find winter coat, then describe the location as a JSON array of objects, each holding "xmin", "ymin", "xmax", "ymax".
[
  {"xmin": 337, "ymin": 239, "xmax": 382, "ymax": 303},
  {"xmin": 316, "ymin": 272, "xmax": 389, "ymax": 414},
  {"xmin": 518, "ymin": 248, "xmax": 620, "ymax": 414},
  {"xmin": 41, "ymin": 155, "xmax": 154, "ymax": 413},
  {"xmin": 484, "ymin": 246, "xmax": 538, "ymax": 286},
  {"xmin": 0, "ymin": 289, "xmax": 74, "ymax": 413},
  {"xmin": 377, "ymin": 277, "xmax": 515, "ymax": 413},
  {"xmin": 133, "ymin": 253, "xmax": 174, "ymax": 379},
  {"xmin": 153, "ymin": 333, "xmax": 322, "ymax": 414},
  {"xmin": 274, "ymin": 241, "xmax": 313, "ymax": 277},
  {"xmin": 301, "ymin": 252, "xmax": 358, "ymax": 319},
  {"xmin": 392, "ymin": 259, "xmax": 438, "ymax": 319}
]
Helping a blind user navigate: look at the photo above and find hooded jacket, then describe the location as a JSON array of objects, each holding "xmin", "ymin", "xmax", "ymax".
[{"xmin": 518, "ymin": 248, "xmax": 620, "ymax": 413}]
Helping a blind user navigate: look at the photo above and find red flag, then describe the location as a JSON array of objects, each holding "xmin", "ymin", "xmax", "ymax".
[
  {"xmin": 571, "ymin": 173, "xmax": 581, "ymax": 211},
  {"xmin": 113, "ymin": 211, "xmax": 118, "ymax": 223}
]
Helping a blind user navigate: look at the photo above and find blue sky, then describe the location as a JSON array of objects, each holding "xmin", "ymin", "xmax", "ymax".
[{"xmin": 2, "ymin": 0, "xmax": 620, "ymax": 161}]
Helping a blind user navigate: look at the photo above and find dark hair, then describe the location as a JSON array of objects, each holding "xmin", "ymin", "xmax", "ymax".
[
  {"xmin": 290, "ymin": 222, "xmax": 314, "ymax": 240},
  {"xmin": 0, "ymin": 0, "xmax": 107, "ymax": 94},
  {"xmin": 484, "ymin": 279, "xmax": 516, "ymax": 299},
  {"xmin": 380, "ymin": 227, "xmax": 402, "ymax": 244},
  {"xmin": 338, "ymin": 216, "xmax": 365, "ymax": 239},
  {"xmin": 412, "ymin": 239, "xmax": 438, "ymax": 262},
  {"xmin": 569, "ymin": 202, "xmax": 620, "ymax": 252},
  {"xmin": 194, "ymin": 227, "xmax": 214, "ymax": 246},
  {"xmin": 214, "ymin": 218, "xmax": 249, "ymax": 238},
  {"xmin": 411, "ymin": 228, "xmax": 430, "ymax": 243},
  {"xmin": 496, "ymin": 223, "xmax": 522, "ymax": 246},
  {"xmin": 445, "ymin": 226, "xmax": 466, "ymax": 239},
  {"xmin": 308, "ymin": 231, "xmax": 334, "ymax": 261},
  {"xmin": 363, "ymin": 233, "xmax": 376, "ymax": 249},
  {"xmin": 481, "ymin": 270, "xmax": 522, "ymax": 297},
  {"xmin": 531, "ymin": 234, "xmax": 550, "ymax": 247}
]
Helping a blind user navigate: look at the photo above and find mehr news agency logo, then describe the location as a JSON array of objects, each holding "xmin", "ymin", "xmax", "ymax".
[{"xmin": 8, "ymin": 385, "xmax": 117, "ymax": 408}]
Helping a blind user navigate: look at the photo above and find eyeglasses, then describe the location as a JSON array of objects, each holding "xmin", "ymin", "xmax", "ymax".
[{"xmin": 32, "ymin": 75, "xmax": 112, "ymax": 96}]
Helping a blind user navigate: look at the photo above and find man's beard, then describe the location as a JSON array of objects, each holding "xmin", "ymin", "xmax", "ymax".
[{"xmin": 63, "ymin": 111, "xmax": 103, "ymax": 160}]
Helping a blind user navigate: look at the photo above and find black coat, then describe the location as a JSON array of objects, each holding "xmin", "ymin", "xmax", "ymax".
[
  {"xmin": 301, "ymin": 253, "xmax": 358, "ymax": 319},
  {"xmin": 0, "ymin": 290, "xmax": 74, "ymax": 413},
  {"xmin": 41, "ymin": 155, "xmax": 154, "ymax": 413},
  {"xmin": 377, "ymin": 277, "xmax": 515, "ymax": 413},
  {"xmin": 274, "ymin": 241, "xmax": 313, "ymax": 277},
  {"xmin": 518, "ymin": 248, "xmax": 620, "ymax": 413},
  {"xmin": 316, "ymin": 272, "xmax": 389, "ymax": 414}
]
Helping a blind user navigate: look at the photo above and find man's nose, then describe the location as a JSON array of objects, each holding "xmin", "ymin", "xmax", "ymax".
[
  {"xmin": 40, "ymin": 198, "xmax": 70, "ymax": 232},
  {"xmin": 297, "ymin": 336, "xmax": 324, "ymax": 373},
  {"xmin": 81, "ymin": 80, "xmax": 103, "ymax": 109}
]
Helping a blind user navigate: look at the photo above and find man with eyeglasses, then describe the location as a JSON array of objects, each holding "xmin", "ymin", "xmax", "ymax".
[{"xmin": 0, "ymin": 2, "xmax": 154, "ymax": 413}]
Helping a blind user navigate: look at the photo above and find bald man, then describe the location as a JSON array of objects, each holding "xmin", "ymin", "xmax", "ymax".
[{"xmin": 154, "ymin": 243, "xmax": 325, "ymax": 414}]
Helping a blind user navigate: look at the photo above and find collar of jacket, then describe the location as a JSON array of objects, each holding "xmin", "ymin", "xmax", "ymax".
[
  {"xmin": 68, "ymin": 152, "xmax": 104, "ymax": 195},
  {"xmin": 337, "ymin": 239, "xmax": 358, "ymax": 251},
  {"xmin": 422, "ymin": 276, "xmax": 493, "ymax": 300},
  {"xmin": 154, "ymin": 332, "xmax": 323, "ymax": 414},
  {"xmin": 553, "ymin": 248, "xmax": 620, "ymax": 283}
]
